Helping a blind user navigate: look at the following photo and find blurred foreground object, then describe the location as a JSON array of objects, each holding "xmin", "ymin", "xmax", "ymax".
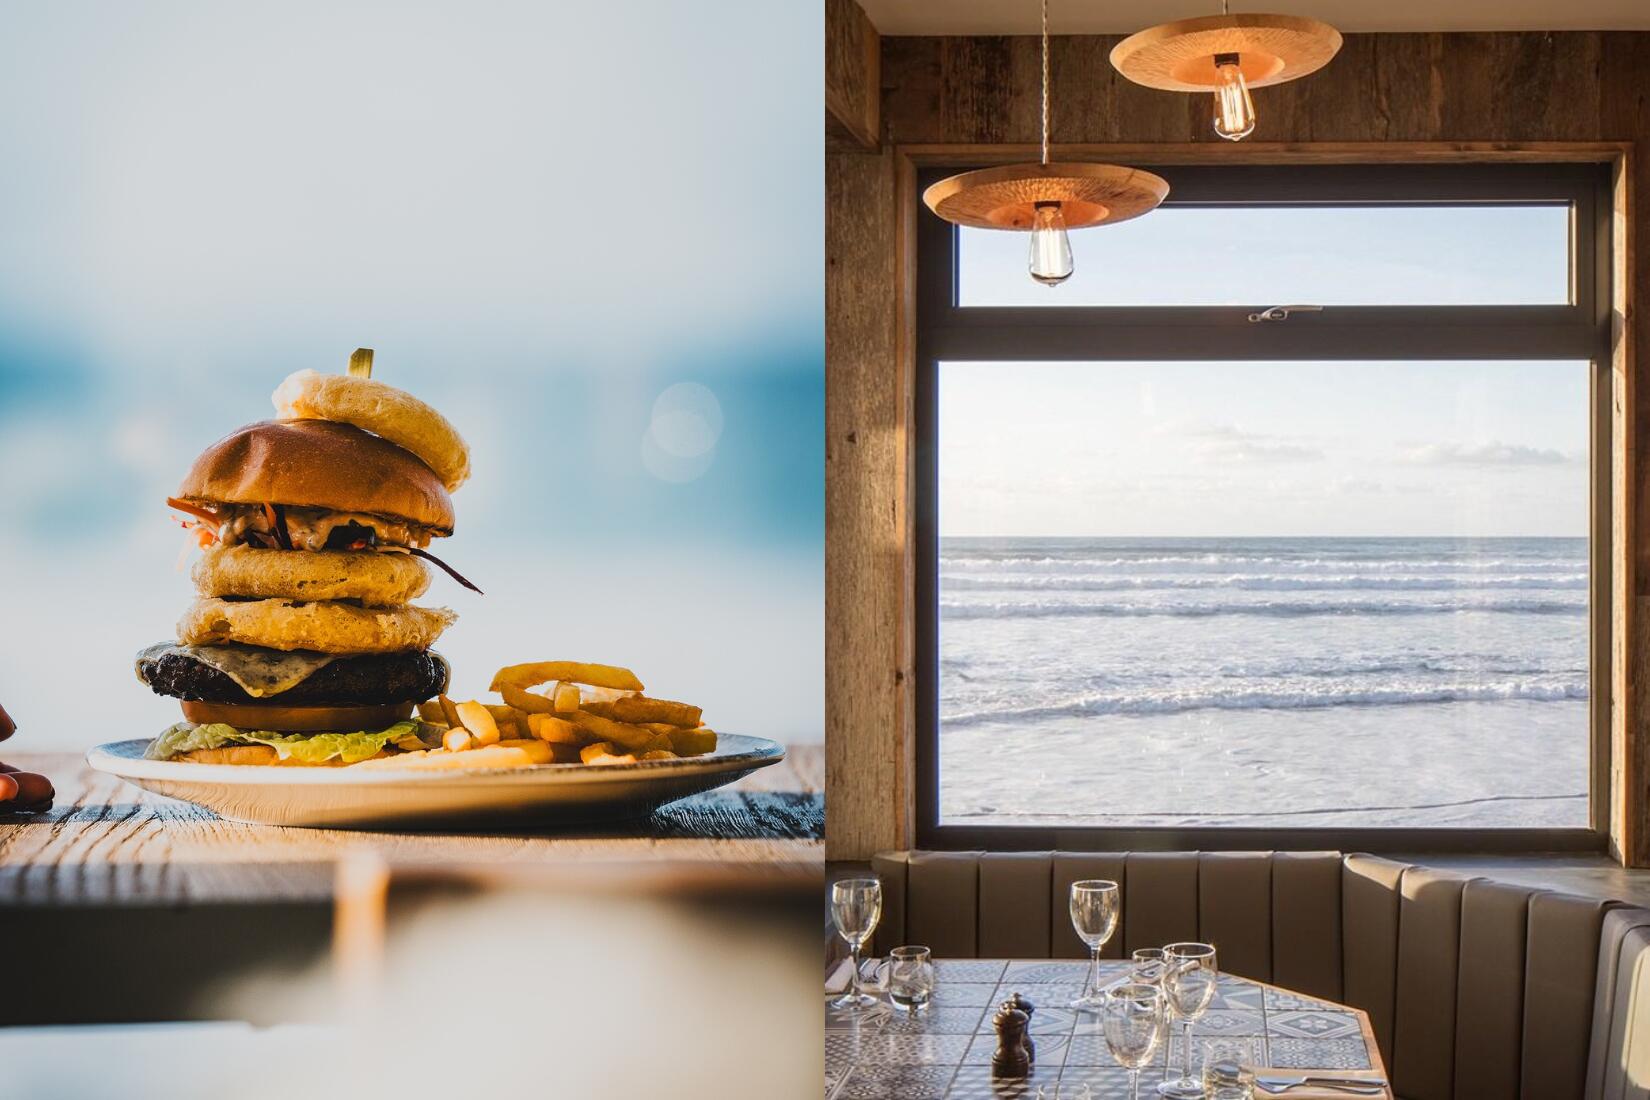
[
  {"xmin": 311, "ymin": 859, "xmax": 823, "ymax": 1100},
  {"xmin": 0, "ymin": 700, "xmax": 54, "ymax": 811},
  {"xmin": 2, "ymin": 860, "xmax": 821, "ymax": 1100}
]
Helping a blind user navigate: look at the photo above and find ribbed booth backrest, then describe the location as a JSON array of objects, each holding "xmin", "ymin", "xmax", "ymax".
[
  {"xmin": 1588, "ymin": 906, "xmax": 1650, "ymax": 1099},
  {"xmin": 868, "ymin": 850, "xmax": 1650, "ymax": 1100}
]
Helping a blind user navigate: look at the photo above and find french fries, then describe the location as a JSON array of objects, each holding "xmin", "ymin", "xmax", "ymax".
[
  {"xmin": 500, "ymin": 683, "xmax": 555, "ymax": 714},
  {"xmin": 581, "ymin": 696, "xmax": 702, "ymax": 728},
  {"xmin": 489, "ymin": 661, "xmax": 644, "ymax": 694},
  {"xmin": 527, "ymin": 712, "xmax": 581, "ymax": 744},
  {"xmin": 438, "ymin": 694, "xmax": 463, "ymax": 730},
  {"xmin": 356, "ymin": 741, "xmax": 555, "ymax": 769},
  {"xmin": 552, "ymin": 682, "xmax": 582, "ymax": 713},
  {"xmin": 454, "ymin": 700, "xmax": 501, "ymax": 745},
  {"xmin": 408, "ymin": 658, "xmax": 716, "ymax": 769},
  {"xmin": 669, "ymin": 726, "xmax": 718, "ymax": 756},
  {"xmin": 569, "ymin": 710, "xmax": 655, "ymax": 752},
  {"xmin": 579, "ymin": 741, "xmax": 637, "ymax": 765}
]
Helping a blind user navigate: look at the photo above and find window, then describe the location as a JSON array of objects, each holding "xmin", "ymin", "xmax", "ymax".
[{"xmin": 916, "ymin": 163, "xmax": 1612, "ymax": 851}]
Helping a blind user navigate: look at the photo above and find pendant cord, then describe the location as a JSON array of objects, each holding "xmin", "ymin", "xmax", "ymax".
[{"xmin": 1040, "ymin": 0, "xmax": 1050, "ymax": 166}]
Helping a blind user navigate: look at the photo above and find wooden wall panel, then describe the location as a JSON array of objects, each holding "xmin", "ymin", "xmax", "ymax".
[
  {"xmin": 824, "ymin": 148, "xmax": 913, "ymax": 859},
  {"xmin": 826, "ymin": 0, "xmax": 880, "ymax": 151},
  {"xmin": 883, "ymin": 32, "xmax": 1622, "ymax": 147},
  {"xmin": 827, "ymin": 28, "xmax": 1650, "ymax": 861}
]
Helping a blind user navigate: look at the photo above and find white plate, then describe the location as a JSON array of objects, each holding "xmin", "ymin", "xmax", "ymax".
[{"xmin": 86, "ymin": 734, "xmax": 786, "ymax": 829}]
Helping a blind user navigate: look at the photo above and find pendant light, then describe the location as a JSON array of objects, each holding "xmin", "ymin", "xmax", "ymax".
[
  {"xmin": 1110, "ymin": 1, "xmax": 1341, "ymax": 141},
  {"xmin": 922, "ymin": 0, "xmax": 1169, "ymax": 288}
]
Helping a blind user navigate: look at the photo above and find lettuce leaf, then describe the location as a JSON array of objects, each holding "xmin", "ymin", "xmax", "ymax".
[{"xmin": 146, "ymin": 719, "xmax": 428, "ymax": 764}]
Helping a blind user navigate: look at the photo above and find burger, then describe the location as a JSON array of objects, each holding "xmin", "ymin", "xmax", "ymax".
[{"xmin": 138, "ymin": 363, "xmax": 477, "ymax": 765}]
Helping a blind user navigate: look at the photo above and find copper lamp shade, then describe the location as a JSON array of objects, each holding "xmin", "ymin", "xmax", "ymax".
[
  {"xmin": 1111, "ymin": 12, "xmax": 1342, "ymax": 92},
  {"xmin": 923, "ymin": 162, "xmax": 1170, "ymax": 232}
]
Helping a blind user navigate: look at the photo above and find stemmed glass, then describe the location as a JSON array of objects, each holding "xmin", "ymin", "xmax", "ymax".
[
  {"xmin": 1103, "ymin": 982, "xmax": 1167, "ymax": 1100},
  {"xmin": 1131, "ymin": 946, "xmax": 1167, "ymax": 986},
  {"xmin": 1157, "ymin": 942, "xmax": 1219, "ymax": 1099},
  {"xmin": 829, "ymin": 878, "xmax": 883, "ymax": 1015},
  {"xmin": 1068, "ymin": 879, "xmax": 1121, "ymax": 1009}
]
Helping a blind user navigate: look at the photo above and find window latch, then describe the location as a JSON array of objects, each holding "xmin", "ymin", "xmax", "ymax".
[{"xmin": 1247, "ymin": 304, "xmax": 1325, "ymax": 323}]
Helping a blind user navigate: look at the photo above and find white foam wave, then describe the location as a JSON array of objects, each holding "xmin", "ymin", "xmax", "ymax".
[
  {"xmin": 941, "ymin": 573, "xmax": 1588, "ymax": 593},
  {"xmin": 940, "ymin": 596, "xmax": 1587, "ymax": 620},
  {"xmin": 942, "ymin": 680, "xmax": 1589, "ymax": 725},
  {"xmin": 940, "ymin": 555, "xmax": 1584, "ymax": 574}
]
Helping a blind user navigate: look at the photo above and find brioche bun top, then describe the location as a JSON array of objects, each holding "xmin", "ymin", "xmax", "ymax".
[{"xmin": 176, "ymin": 420, "xmax": 455, "ymax": 533}]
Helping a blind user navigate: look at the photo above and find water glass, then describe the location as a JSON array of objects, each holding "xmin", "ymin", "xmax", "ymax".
[
  {"xmin": 1157, "ymin": 942, "xmax": 1219, "ymax": 1099},
  {"xmin": 830, "ymin": 877, "xmax": 883, "ymax": 1014},
  {"xmin": 1103, "ymin": 982, "xmax": 1166, "ymax": 1100},
  {"xmin": 1201, "ymin": 1042, "xmax": 1254, "ymax": 1100},
  {"xmin": 1068, "ymin": 879, "xmax": 1121, "ymax": 1009},
  {"xmin": 882, "ymin": 945, "xmax": 934, "ymax": 1009},
  {"xmin": 1036, "ymin": 1085, "xmax": 1093, "ymax": 1100}
]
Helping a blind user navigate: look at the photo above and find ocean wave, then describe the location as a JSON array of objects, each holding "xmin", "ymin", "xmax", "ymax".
[
  {"xmin": 941, "ymin": 573, "xmax": 1588, "ymax": 593},
  {"xmin": 940, "ymin": 555, "xmax": 1584, "ymax": 574},
  {"xmin": 941, "ymin": 680, "xmax": 1589, "ymax": 725},
  {"xmin": 940, "ymin": 596, "xmax": 1587, "ymax": 620}
]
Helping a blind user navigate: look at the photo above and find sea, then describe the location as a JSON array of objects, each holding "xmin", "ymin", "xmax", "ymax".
[{"xmin": 938, "ymin": 536, "xmax": 1590, "ymax": 828}]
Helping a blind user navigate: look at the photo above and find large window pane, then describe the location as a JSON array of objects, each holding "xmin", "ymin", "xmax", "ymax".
[
  {"xmin": 937, "ymin": 360, "xmax": 1590, "ymax": 829},
  {"xmin": 957, "ymin": 205, "xmax": 1572, "ymax": 307}
]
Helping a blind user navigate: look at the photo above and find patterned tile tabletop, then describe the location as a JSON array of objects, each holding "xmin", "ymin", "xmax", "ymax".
[{"xmin": 825, "ymin": 960, "xmax": 1387, "ymax": 1099}]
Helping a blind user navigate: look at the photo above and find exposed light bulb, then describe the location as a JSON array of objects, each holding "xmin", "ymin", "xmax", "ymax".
[
  {"xmin": 1212, "ymin": 54, "xmax": 1257, "ymax": 141},
  {"xmin": 1028, "ymin": 202, "xmax": 1074, "ymax": 287}
]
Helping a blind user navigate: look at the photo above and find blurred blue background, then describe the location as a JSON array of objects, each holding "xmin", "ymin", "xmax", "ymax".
[{"xmin": 0, "ymin": 0, "xmax": 823, "ymax": 748}]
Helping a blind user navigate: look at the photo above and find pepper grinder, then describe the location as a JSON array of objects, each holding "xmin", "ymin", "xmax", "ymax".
[
  {"xmin": 1001, "ymin": 992, "xmax": 1036, "ymax": 1064},
  {"xmin": 991, "ymin": 1006, "xmax": 1031, "ymax": 1078}
]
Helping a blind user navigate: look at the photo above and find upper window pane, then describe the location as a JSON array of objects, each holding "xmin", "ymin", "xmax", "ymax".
[{"xmin": 956, "ymin": 205, "xmax": 1572, "ymax": 307}]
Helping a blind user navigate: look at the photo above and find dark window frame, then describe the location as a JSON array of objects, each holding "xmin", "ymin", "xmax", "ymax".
[{"xmin": 914, "ymin": 161, "xmax": 1614, "ymax": 853}]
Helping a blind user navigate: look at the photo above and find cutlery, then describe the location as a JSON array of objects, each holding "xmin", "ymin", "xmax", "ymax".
[{"xmin": 1254, "ymin": 1074, "xmax": 1386, "ymax": 1095}]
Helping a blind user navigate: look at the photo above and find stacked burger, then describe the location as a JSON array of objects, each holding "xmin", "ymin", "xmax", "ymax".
[{"xmin": 138, "ymin": 357, "xmax": 480, "ymax": 765}]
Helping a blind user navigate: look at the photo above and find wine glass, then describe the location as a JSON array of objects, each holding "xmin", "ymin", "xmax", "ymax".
[
  {"xmin": 1157, "ymin": 942, "xmax": 1219, "ymax": 1099},
  {"xmin": 1103, "ymin": 982, "xmax": 1167, "ymax": 1100},
  {"xmin": 1068, "ymin": 879, "xmax": 1120, "ymax": 1009},
  {"xmin": 829, "ymin": 878, "xmax": 883, "ymax": 1014},
  {"xmin": 1131, "ymin": 946, "xmax": 1167, "ymax": 986}
]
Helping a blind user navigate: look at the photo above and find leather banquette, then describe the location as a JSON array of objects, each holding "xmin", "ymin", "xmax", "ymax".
[{"xmin": 868, "ymin": 850, "xmax": 1650, "ymax": 1100}]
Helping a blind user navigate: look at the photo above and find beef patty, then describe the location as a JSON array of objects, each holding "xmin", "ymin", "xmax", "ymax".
[{"xmin": 138, "ymin": 645, "xmax": 447, "ymax": 706}]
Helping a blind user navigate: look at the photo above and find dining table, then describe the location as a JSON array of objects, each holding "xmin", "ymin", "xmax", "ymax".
[{"xmin": 826, "ymin": 958, "xmax": 1392, "ymax": 1099}]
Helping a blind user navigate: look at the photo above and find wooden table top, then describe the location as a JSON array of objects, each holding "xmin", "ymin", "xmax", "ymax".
[
  {"xmin": 825, "ymin": 959, "xmax": 1390, "ymax": 1099},
  {"xmin": 0, "ymin": 745, "xmax": 821, "ymax": 907}
]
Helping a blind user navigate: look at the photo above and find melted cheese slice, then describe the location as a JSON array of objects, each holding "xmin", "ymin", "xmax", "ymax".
[{"xmin": 137, "ymin": 642, "xmax": 336, "ymax": 698}]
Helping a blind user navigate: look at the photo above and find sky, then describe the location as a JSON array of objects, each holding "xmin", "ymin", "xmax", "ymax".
[
  {"xmin": 958, "ymin": 205, "xmax": 1572, "ymax": 307},
  {"xmin": 943, "ymin": 204, "xmax": 1589, "ymax": 538},
  {"xmin": 0, "ymin": 0, "xmax": 823, "ymax": 749},
  {"xmin": 940, "ymin": 358, "xmax": 1590, "ymax": 538}
]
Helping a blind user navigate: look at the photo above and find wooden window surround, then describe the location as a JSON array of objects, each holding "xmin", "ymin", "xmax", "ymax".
[{"xmin": 825, "ymin": 140, "xmax": 1640, "ymax": 863}]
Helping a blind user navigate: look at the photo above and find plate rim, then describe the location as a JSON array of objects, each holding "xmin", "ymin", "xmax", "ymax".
[{"xmin": 86, "ymin": 732, "xmax": 785, "ymax": 787}]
